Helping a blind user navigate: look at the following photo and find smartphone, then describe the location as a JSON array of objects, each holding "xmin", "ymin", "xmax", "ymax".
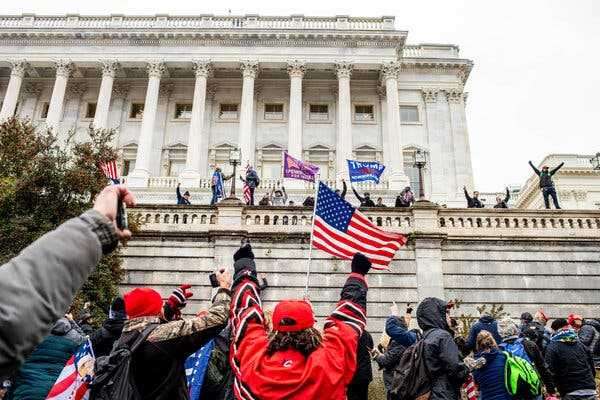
[
  {"xmin": 116, "ymin": 199, "xmax": 128, "ymax": 230},
  {"xmin": 209, "ymin": 273, "xmax": 219, "ymax": 288}
]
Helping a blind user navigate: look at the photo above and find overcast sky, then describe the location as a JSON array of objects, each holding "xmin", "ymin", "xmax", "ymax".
[{"xmin": 4, "ymin": 0, "xmax": 599, "ymax": 192}]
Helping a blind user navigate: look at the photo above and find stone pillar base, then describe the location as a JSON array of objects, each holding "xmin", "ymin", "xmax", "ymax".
[
  {"xmin": 127, "ymin": 169, "xmax": 150, "ymax": 188},
  {"xmin": 179, "ymin": 170, "xmax": 201, "ymax": 188}
]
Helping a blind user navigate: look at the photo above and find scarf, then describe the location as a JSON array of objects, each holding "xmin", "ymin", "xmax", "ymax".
[
  {"xmin": 212, "ymin": 171, "xmax": 224, "ymax": 198},
  {"xmin": 551, "ymin": 327, "xmax": 578, "ymax": 343}
]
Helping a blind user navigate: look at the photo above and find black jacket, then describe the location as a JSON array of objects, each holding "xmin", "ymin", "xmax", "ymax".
[
  {"xmin": 503, "ymin": 337, "xmax": 556, "ymax": 394},
  {"xmin": 464, "ymin": 189, "xmax": 484, "ymax": 208},
  {"xmin": 89, "ymin": 317, "xmax": 125, "ymax": 358},
  {"xmin": 417, "ymin": 298, "xmax": 469, "ymax": 400},
  {"xmin": 350, "ymin": 331, "xmax": 374, "ymax": 385},
  {"xmin": 375, "ymin": 338, "xmax": 407, "ymax": 392},
  {"xmin": 352, "ymin": 187, "xmax": 375, "ymax": 207},
  {"xmin": 545, "ymin": 336, "xmax": 596, "ymax": 396},
  {"xmin": 579, "ymin": 319, "xmax": 600, "ymax": 367},
  {"xmin": 529, "ymin": 161, "xmax": 564, "ymax": 189},
  {"xmin": 493, "ymin": 188, "xmax": 510, "ymax": 209}
]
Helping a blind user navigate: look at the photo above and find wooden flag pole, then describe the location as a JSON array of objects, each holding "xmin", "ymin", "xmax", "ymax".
[{"xmin": 304, "ymin": 174, "xmax": 321, "ymax": 298}]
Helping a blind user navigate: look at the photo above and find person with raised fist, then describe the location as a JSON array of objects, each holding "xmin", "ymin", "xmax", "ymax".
[{"xmin": 229, "ymin": 245, "xmax": 371, "ymax": 400}]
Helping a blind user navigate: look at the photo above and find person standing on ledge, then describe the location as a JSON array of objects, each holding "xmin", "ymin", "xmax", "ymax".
[
  {"xmin": 493, "ymin": 187, "xmax": 510, "ymax": 208},
  {"xmin": 463, "ymin": 186, "xmax": 484, "ymax": 208},
  {"xmin": 176, "ymin": 183, "xmax": 191, "ymax": 205},
  {"xmin": 352, "ymin": 187, "xmax": 376, "ymax": 207},
  {"xmin": 528, "ymin": 160, "xmax": 564, "ymax": 209},
  {"xmin": 210, "ymin": 166, "xmax": 233, "ymax": 206}
]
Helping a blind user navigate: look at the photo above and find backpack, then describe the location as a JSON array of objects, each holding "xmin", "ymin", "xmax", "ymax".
[
  {"xmin": 502, "ymin": 351, "xmax": 541, "ymax": 398},
  {"xmin": 499, "ymin": 338, "xmax": 531, "ymax": 363},
  {"xmin": 89, "ymin": 324, "xmax": 157, "ymax": 400},
  {"xmin": 390, "ymin": 336, "xmax": 431, "ymax": 400}
]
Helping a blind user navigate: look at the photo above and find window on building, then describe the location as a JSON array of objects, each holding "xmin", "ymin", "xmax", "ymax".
[
  {"xmin": 175, "ymin": 103, "xmax": 193, "ymax": 119},
  {"xmin": 85, "ymin": 103, "xmax": 97, "ymax": 119},
  {"xmin": 400, "ymin": 105, "xmax": 419, "ymax": 123},
  {"xmin": 219, "ymin": 103, "xmax": 239, "ymax": 120},
  {"xmin": 309, "ymin": 104, "xmax": 329, "ymax": 121},
  {"xmin": 354, "ymin": 105, "xmax": 374, "ymax": 121},
  {"xmin": 130, "ymin": 103, "xmax": 145, "ymax": 119},
  {"xmin": 355, "ymin": 146, "xmax": 378, "ymax": 162},
  {"xmin": 168, "ymin": 160, "xmax": 186, "ymax": 176},
  {"xmin": 308, "ymin": 147, "xmax": 331, "ymax": 180},
  {"xmin": 40, "ymin": 102, "xmax": 50, "ymax": 119},
  {"xmin": 264, "ymin": 103, "xmax": 284, "ymax": 120}
]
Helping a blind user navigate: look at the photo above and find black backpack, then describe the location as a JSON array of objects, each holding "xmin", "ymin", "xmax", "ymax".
[
  {"xmin": 390, "ymin": 334, "xmax": 431, "ymax": 400},
  {"xmin": 90, "ymin": 324, "xmax": 157, "ymax": 400}
]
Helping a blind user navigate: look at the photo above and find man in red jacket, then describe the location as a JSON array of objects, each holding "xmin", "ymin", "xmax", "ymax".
[{"xmin": 229, "ymin": 244, "xmax": 370, "ymax": 400}]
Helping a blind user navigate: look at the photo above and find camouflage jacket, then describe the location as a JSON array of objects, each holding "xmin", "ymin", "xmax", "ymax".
[{"xmin": 121, "ymin": 288, "xmax": 231, "ymax": 400}]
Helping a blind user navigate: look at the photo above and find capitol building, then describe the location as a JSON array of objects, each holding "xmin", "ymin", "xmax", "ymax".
[
  {"xmin": 3, "ymin": 14, "xmax": 599, "ymax": 331},
  {"xmin": 0, "ymin": 14, "xmax": 474, "ymax": 206}
]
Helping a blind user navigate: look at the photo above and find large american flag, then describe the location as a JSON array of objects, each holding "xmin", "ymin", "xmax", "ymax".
[
  {"xmin": 312, "ymin": 182, "xmax": 407, "ymax": 270},
  {"xmin": 99, "ymin": 160, "xmax": 119, "ymax": 181},
  {"xmin": 46, "ymin": 339, "xmax": 95, "ymax": 400}
]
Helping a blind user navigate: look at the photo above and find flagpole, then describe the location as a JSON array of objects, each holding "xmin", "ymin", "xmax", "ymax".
[{"xmin": 304, "ymin": 173, "xmax": 321, "ymax": 298}]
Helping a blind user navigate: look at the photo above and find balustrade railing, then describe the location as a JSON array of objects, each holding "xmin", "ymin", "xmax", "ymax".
[
  {"xmin": 129, "ymin": 203, "xmax": 600, "ymax": 238},
  {"xmin": 0, "ymin": 14, "xmax": 394, "ymax": 31}
]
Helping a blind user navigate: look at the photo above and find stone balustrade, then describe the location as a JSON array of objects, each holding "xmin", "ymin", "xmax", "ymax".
[
  {"xmin": 0, "ymin": 14, "xmax": 396, "ymax": 31},
  {"xmin": 129, "ymin": 201, "xmax": 600, "ymax": 239}
]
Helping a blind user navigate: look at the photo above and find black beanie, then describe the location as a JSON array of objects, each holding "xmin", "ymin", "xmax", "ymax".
[
  {"xmin": 234, "ymin": 244, "xmax": 256, "ymax": 274},
  {"xmin": 351, "ymin": 252, "xmax": 371, "ymax": 275}
]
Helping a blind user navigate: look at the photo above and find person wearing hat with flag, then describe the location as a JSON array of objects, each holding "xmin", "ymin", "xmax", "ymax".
[{"xmin": 229, "ymin": 244, "xmax": 370, "ymax": 400}]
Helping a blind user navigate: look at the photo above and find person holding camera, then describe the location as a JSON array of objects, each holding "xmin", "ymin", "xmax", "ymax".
[
  {"xmin": 112, "ymin": 272, "xmax": 231, "ymax": 399},
  {"xmin": 229, "ymin": 244, "xmax": 370, "ymax": 399},
  {"xmin": 0, "ymin": 185, "xmax": 134, "ymax": 378}
]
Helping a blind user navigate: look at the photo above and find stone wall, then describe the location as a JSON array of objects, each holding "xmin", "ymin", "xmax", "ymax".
[{"xmin": 122, "ymin": 201, "xmax": 600, "ymax": 336}]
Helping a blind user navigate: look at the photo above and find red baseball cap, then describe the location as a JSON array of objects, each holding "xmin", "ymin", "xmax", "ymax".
[
  {"xmin": 123, "ymin": 287, "xmax": 163, "ymax": 319},
  {"xmin": 272, "ymin": 300, "xmax": 315, "ymax": 332}
]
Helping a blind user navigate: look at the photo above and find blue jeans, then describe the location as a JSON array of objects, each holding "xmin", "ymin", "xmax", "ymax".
[
  {"xmin": 542, "ymin": 187, "xmax": 560, "ymax": 209},
  {"xmin": 210, "ymin": 188, "xmax": 219, "ymax": 205}
]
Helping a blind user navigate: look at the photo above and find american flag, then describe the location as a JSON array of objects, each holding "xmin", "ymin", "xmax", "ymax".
[
  {"xmin": 242, "ymin": 165, "xmax": 251, "ymax": 205},
  {"xmin": 46, "ymin": 339, "xmax": 95, "ymax": 400},
  {"xmin": 312, "ymin": 182, "xmax": 407, "ymax": 270},
  {"xmin": 462, "ymin": 374, "xmax": 478, "ymax": 400},
  {"xmin": 99, "ymin": 160, "xmax": 119, "ymax": 181}
]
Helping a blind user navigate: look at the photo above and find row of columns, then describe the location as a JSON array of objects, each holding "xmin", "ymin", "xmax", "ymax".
[{"xmin": 0, "ymin": 59, "xmax": 410, "ymax": 189}]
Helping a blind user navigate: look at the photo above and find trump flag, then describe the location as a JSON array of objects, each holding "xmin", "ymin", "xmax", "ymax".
[
  {"xmin": 46, "ymin": 339, "xmax": 95, "ymax": 400},
  {"xmin": 283, "ymin": 151, "xmax": 319, "ymax": 182},
  {"xmin": 347, "ymin": 159, "xmax": 385, "ymax": 184}
]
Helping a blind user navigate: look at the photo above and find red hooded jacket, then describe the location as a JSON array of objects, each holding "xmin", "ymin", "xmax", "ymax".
[{"xmin": 229, "ymin": 272, "xmax": 368, "ymax": 400}]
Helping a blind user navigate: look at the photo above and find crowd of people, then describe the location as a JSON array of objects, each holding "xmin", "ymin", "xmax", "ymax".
[{"xmin": 177, "ymin": 160, "xmax": 566, "ymax": 211}]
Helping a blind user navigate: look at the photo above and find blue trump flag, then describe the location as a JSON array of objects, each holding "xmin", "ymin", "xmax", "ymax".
[
  {"xmin": 185, "ymin": 339, "xmax": 215, "ymax": 400},
  {"xmin": 347, "ymin": 159, "xmax": 386, "ymax": 184}
]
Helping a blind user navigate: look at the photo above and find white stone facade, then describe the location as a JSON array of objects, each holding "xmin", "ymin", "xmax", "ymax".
[
  {"xmin": 516, "ymin": 154, "xmax": 600, "ymax": 210},
  {"xmin": 0, "ymin": 14, "xmax": 474, "ymax": 206}
]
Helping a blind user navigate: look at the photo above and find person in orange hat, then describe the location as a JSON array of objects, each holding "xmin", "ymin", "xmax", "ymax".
[
  {"xmin": 229, "ymin": 244, "xmax": 371, "ymax": 400},
  {"xmin": 111, "ymin": 271, "xmax": 231, "ymax": 400}
]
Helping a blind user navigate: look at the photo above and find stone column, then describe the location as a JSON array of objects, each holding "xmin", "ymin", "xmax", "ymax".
[
  {"xmin": 45, "ymin": 60, "xmax": 73, "ymax": 131},
  {"xmin": 181, "ymin": 60, "xmax": 212, "ymax": 187},
  {"xmin": 334, "ymin": 61, "xmax": 353, "ymax": 181},
  {"xmin": 128, "ymin": 61, "xmax": 165, "ymax": 188},
  {"xmin": 18, "ymin": 82, "xmax": 42, "ymax": 119},
  {"xmin": 238, "ymin": 60, "xmax": 258, "ymax": 168},
  {"xmin": 381, "ymin": 61, "xmax": 409, "ymax": 190},
  {"xmin": 108, "ymin": 83, "xmax": 130, "ymax": 142},
  {"xmin": 62, "ymin": 82, "xmax": 87, "ymax": 143},
  {"xmin": 93, "ymin": 60, "xmax": 120, "ymax": 129},
  {"xmin": 0, "ymin": 60, "xmax": 28, "ymax": 121},
  {"xmin": 447, "ymin": 89, "xmax": 474, "ymax": 194},
  {"xmin": 423, "ymin": 88, "xmax": 456, "ymax": 204},
  {"xmin": 287, "ymin": 60, "xmax": 306, "ymax": 188}
]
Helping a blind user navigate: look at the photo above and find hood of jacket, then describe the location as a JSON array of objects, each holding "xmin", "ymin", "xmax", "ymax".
[
  {"xmin": 103, "ymin": 317, "xmax": 126, "ymax": 334},
  {"xmin": 479, "ymin": 315, "xmax": 495, "ymax": 324},
  {"xmin": 50, "ymin": 318, "xmax": 73, "ymax": 336},
  {"xmin": 583, "ymin": 319, "xmax": 600, "ymax": 331},
  {"xmin": 551, "ymin": 327, "xmax": 578, "ymax": 344},
  {"xmin": 475, "ymin": 348, "xmax": 502, "ymax": 363},
  {"xmin": 417, "ymin": 297, "xmax": 450, "ymax": 332}
]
